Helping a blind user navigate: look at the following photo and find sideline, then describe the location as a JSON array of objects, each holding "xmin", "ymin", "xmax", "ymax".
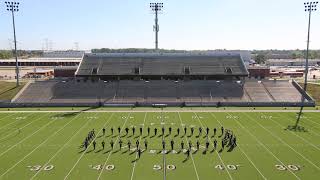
[{"xmin": 0, "ymin": 110, "xmax": 320, "ymax": 113}]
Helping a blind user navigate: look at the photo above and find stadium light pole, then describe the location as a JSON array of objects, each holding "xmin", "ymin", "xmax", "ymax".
[
  {"xmin": 5, "ymin": 1, "xmax": 20, "ymax": 87},
  {"xmin": 150, "ymin": 2, "xmax": 163, "ymax": 51},
  {"xmin": 295, "ymin": 1, "xmax": 318, "ymax": 129}
]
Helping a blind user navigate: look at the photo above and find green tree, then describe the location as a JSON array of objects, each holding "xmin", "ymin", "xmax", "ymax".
[
  {"xmin": 0, "ymin": 50, "xmax": 12, "ymax": 59},
  {"xmin": 254, "ymin": 54, "xmax": 266, "ymax": 64}
]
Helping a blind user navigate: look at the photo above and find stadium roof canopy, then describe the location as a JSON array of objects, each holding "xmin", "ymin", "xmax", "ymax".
[{"xmin": 76, "ymin": 53, "xmax": 249, "ymax": 77}]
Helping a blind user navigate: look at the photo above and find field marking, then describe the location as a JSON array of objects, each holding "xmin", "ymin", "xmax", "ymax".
[
  {"xmin": 232, "ymin": 113, "xmax": 300, "ymax": 179},
  {"xmin": 0, "ymin": 112, "xmax": 33, "ymax": 130},
  {"xmin": 162, "ymin": 111, "xmax": 167, "ymax": 180},
  {"xmin": 304, "ymin": 114, "xmax": 320, "ymax": 127},
  {"xmin": 130, "ymin": 112, "xmax": 147, "ymax": 180},
  {"xmin": 192, "ymin": 112, "xmax": 232, "ymax": 180},
  {"xmin": 64, "ymin": 113, "xmax": 115, "ymax": 180},
  {"xmin": 0, "ymin": 112, "xmax": 82, "ymax": 178},
  {"xmin": 30, "ymin": 113, "xmax": 96, "ymax": 179},
  {"xmin": 243, "ymin": 113, "xmax": 320, "ymax": 171},
  {"xmin": 0, "ymin": 113, "xmax": 15, "ymax": 123},
  {"xmin": 0, "ymin": 117, "xmax": 23, "ymax": 131},
  {"xmin": 0, "ymin": 113, "xmax": 52, "ymax": 158},
  {"xmin": 208, "ymin": 112, "xmax": 267, "ymax": 180},
  {"xmin": 1, "ymin": 109, "xmax": 320, "ymax": 113},
  {"xmin": 302, "ymin": 114, "xmax": 320, "ymax": 133},
  {"xmin": 177, "ymin": 112, "xmax": 200, "ymax": 180},
  {"xmin": 0, "ymin": 113, "xmax": 36, "ymax": 141},
  {"xmin": 97, "ymin": 112, "xmax": 131, "ymax": 180},
  {"xmin": 265, "ymin": 112, "xmax": 320, "ymax": 152}
]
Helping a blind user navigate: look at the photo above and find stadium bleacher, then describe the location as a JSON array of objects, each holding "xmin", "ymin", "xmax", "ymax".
[
  {"xmin": 9, "ymin": 53, "xmax": 314, "ymax": 107},
  {"xmin": 12, "ymin": 79, "xmax": 313, "ymax": 106},
  {"xmin": 76, "ymin": 53, "xmax": 249, "ymax": 78}
]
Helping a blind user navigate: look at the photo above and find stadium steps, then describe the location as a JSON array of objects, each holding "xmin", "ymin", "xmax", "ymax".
[
  {"xmin": 243, "ymin": 81, "xmax": 273, "ymax": 102},
  {"xmin": 14, "ymin": 81, "xmax": 56, "ymax": 103},
  {"xmin": 11, "ymin": 80, "xmax": 32, "ymax": 102},
  {"xmin": 261, "ymin": 82, "xmax": 276, "ymax": 102},
  {"xmin": 243, "ymin": 87, "xmax": 253, "ymax": 102},
  {"xmin": 262, "ymin": 80, "xmax": 304, "ymax": 102}
]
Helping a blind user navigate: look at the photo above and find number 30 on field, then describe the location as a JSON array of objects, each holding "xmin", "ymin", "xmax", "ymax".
[{"xmin": 27, "ymin": 165, "xmax": 54, "ymax": 171}]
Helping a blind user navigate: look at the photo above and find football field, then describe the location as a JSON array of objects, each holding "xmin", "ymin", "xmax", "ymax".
[{"xmin": 0, "ymin": 110, "xmax": 319, "ymax": 180}]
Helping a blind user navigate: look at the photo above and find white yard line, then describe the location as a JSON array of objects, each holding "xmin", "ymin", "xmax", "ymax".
[
  {"xmin": 232, "ymin": 113, "xmax": 300, "ymax": 179},
  {"xmin": 96, "ymin": 112, "xmax": 131, "ymax": 180},
  {"xmin": 265, "ymin": 112, "xmax": 320, "ymax": 152},
  {"xmin": 30, "ymin": 114, "xmax": 94, "ymax": 179},
  {"xmin": 0, "ymin": 113, "xmax": 51, "ymax": 158},
  {"xmin": 0, "ymin": 113, "xmax": 36, "ymax": 141},
  {"xmin": 192, "ymin": 112, "xmax": 233, "ymax": 180},
  {"xmin": 0, "ymin": 112, "xmax": 81, "ymax": 178},
  {"xmin": 0, "ymin": 118, "xmax": 22, "ymax": 131},
  {"xmin": 64, "ymin": 113, "xmax": 115, "ymax": 180},
  {"xmin": 0, "ymin": 113, "xmax": 15, "ymax": 122},
  {"xmin": 0, "ymin": 112, "xmax": 33, "ymax": 130},
  {"xmin": 161, "ymin": 111, "xmax": 166, "ymax": 180},
  {"xmin": 273, "ymin": 113, "xmax": 320, "ymax": 137},
  {"xmin": 130, "ymin": 112, "xmax": 148, "ymax": 180},
  {"xmin": 209, "ymin": 112, "xmax": 267, "ymax": 180},
  {"xmin": 305, "ymin": 118, "xmax": 320, "ymax": 127},
  {"xmin": 0, "ymin": 119, "xmax": 21, "ymax": 129},
  {"xmin": 303, "ymin": 114, "xmax": 320, "ymax": 127},
  {"xmin": 177, "ymin": 112, "xmax": 200, "ymax": 180},
  {"xmin": 243, "ymin": 113, "xmax": 320, "ymax": 171}
]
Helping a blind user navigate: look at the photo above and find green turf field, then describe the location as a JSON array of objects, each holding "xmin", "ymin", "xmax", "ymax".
[{"xmin": 0, "ymin": 111, "xmax": 319, "ymax": 180}]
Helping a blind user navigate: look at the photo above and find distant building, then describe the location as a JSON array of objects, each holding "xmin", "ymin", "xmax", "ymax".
[
  {"xmin": 247, "ymin": 66, "xmax": 270, "ymax": 79},
  {"xmin": 42, "ymin": 50, "xmax": 85, "ymax": 58},
  {"xmin": 267, "ymin": 59, "xmax": 320, "ymax": 67},
  {"xmin": 0, "ymin": 58, "xmax": 81, "ymax": 67},
  {"xmin": 54, "ymin": 66, "xmax": 78, "ymax": 78}
]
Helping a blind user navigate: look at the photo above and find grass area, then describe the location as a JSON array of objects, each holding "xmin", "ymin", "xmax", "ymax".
[
  {"xmin": 303, "ymin": 83, "xmax": 320, "ymax": 105},
  {"xmin": 0, "ymin": 111, "xmax": 319, "ymax": 179},
  {"xmin": 0, "ymin": 81, "xmax": 25, "ymax": 101}
]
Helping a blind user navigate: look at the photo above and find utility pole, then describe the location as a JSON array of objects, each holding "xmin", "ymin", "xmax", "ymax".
[
  {"xmin": 5, "ymin": 1, "xmax": 20, "ymax": 87},
  {"xmin": 295, "ymin": 1, "xmax": 318, "ymax": 129},
  {"xmin": 150, "ymin": 2, "xmax": 163, "ymax": 50}
]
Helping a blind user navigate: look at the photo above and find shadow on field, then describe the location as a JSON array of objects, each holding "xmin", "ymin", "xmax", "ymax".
[
  {"xmin": 95, "ymin": 149, "xmax": 103, "ymax": 153},
  {"xmin": 227, "ymin": 146, "xmax": 236, "ymax": 152},
  {"xmin": 202, "ymin": 150, "xmax": 207, "ymax": 155},
  {"xmin": 103, "ymin": 150, "xmax": 111, "ymax": 154},
  {"xmin": 0, "ymin": 87, "xmax": 17, "ymax": 96},
  {"xmin": 182, "ymin": 158, "xmax": 188, "ymax": 163},
  {"xmin": 52, "ymin": 112, "xmax": 78, "ymax": 118},
  {"xmin": 284, "ymin": 125, "xmax": 308, "ymax": 132},
  {"xmin": 51, "ymin": 106, "xmax": 100, "ymax": 118}
]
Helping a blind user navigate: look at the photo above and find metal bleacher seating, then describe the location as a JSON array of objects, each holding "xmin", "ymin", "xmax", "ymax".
[
  {"xmin": 13, "ymin": 79, "xmax": 310, "ymax": 105},
  {"xmin": 76, "ymin": 53, "xmax": 249, "ymax": 77}
]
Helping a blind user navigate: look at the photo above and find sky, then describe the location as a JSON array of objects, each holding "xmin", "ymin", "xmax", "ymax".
[{"xmin": 0, "ymin": 0, "xmax": 319, "ymax": 50}]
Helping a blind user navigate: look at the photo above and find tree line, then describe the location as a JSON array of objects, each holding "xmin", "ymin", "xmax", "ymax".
[
  {"xmin": 252, "ymin": 50, "xmax": 320, "ymax": 64},
  {"xmin": 0, "ymin": 50, "xmax": 43, "ymax": 59}
]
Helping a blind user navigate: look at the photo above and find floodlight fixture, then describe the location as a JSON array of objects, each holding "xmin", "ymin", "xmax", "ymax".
[
  {"xmin": 149, "ymin": 2, "xmax": 164, "ymax": 50},
  {"xmin": 4, "ymin": 1, "xmax": 20, "ymax": 87},
  {"xmin": 295, "ymin": 1, "xmax": 318, "ymax": 129}
]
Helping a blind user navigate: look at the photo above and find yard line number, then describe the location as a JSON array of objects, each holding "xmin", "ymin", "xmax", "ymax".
[
  {"xmin": 27, "ymin": 165, "xmax": 54, "ymax": 171},
  {"xmin": 275, "ymin": 164, "xmax": 301, "ymax": 171}
]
